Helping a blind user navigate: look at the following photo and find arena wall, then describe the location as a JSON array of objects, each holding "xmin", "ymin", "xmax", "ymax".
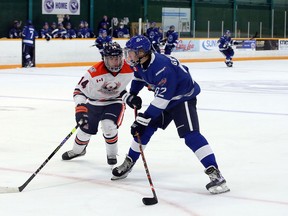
[{"xmin": 1, "ymin": 38, "xmax": 288, "ymax": 69}]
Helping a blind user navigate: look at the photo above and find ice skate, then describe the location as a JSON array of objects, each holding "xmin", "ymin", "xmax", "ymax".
[
  {"xmin": 25, "ymin": 61, "xmax": 34, "ymax": 68},
  {"xmin": 62, "ymin": 149, "xmax": 86, "ymax": 160},
  {"xmin": 225, "ymin": 60, "xmax": 233, "ymax": 67},
  {"xmin": 107, "ymin": 155, "xmax": 117, "ymax": 165},
  {"xmin": 205, "ymin": 165, "xmax": 230, "ymax": 194},
  {"xmin": 111, "ymin": 156, "xmax": 135, "ymax": 180}
]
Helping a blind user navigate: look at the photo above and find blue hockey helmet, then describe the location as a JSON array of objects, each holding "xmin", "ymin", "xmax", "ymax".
[
  {"xmin": 26, "ymin": 20, "xmax": 32, "ymax": 25},
  {"xmin": 225, "ymin": 30, "xmax": 231, "ymax": 36},
  {"xmin": 124, "ymin": 35, "xmax": 151, "ymax": 66},
  {"xmin": 126, "ymin": 35, "xmax": 151, "ymax": 54},
  {"xmin": 99, "ymin": 29, "xmax": 107, "ymax": 36}
]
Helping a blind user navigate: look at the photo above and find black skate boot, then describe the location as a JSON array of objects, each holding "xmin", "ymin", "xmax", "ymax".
[
  {"xmin": 205, "ymin": 165, "xmax": 230, "ymax": 194},
  {"xmin": 107, "ymin": 155, "xmax": 117, "ymax": 165},
  {"xmin": 225, "ymin": 60, "xmax": 233, "ymax": 67},
  {"xmin": 62, "ymin": 149, "xmax": 86, "ymax": 160},
  {"xmin": 111, "ymin": 156, "xmax": 135, "ymax": 180}
]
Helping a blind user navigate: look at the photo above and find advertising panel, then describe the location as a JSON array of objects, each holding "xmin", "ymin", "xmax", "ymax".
[
  {"xmin": 256, "ymin": 40, "xmax": 278, "ymax": 50},
  {"xmin": 199, "ymin": 39, "xmax": 219, "ymax": 52},
  {"xmin": 235, "ymin": 40, "xmax": 256, "ymax": 50},
  {"xmin": 174, "ymin": 39, "xmax": 199, "ymax": 52},
  {"xmin": 42, "ymin": 0, "xmax": 80, "ymax": 15},
  {"xmin": 279, "ymin": 40, "xmax": 288, "ymax": 50}
]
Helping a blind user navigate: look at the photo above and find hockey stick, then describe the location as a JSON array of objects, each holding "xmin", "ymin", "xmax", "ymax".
[
  {"xmin": 0, "ymin": 124, "xmax": 79, "ymax": 193},
  {"xmin": 249, "ymin": 31, "xmax": 258, "ymax": 40},
  {"xmin": 134, "ymin": 108, "xmax": 158, "ymax": 205},
  {"xmin": 235, "ymin": 32, "xmax": 258, "ymax": 45}
]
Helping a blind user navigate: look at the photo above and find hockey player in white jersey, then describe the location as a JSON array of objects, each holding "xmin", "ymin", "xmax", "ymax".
[
  {"xmin": 62, "ymin": 42, "xmax": 141, "ymax": 165},
  {"xmin": 111, "ymin": 35, "xmax": 230, "ymax": 194}
]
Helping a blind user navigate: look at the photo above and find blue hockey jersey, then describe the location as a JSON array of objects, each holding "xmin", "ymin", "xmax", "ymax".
[
  {"xmin": 130, "ymin": 53, "xmax": 200, "ymax": 119},
  {"xmin": 218, "ymin": 35, "xmax": 233, "ymax": 50},
  {"xmin": 166, "ymin": 30, "xmax": 179, "ymax": 45},
  {"xmin": 22, "ymin": 25, "xmax": 38, "ymax": 46}
]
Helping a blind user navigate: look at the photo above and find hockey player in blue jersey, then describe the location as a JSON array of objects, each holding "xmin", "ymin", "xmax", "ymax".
[
  {"xmin": 163, "ymin": 25, "xmax": 179, "ymax": 55},
  {"xmin": 146, "ymin": 22, "xmax": 161, "ymax": 53},
  {"xmin": 76, "ymin": 21, "xmax": 94, "ymax": 38},
  {"xmin": 9, "ymin": 20, "xmax": 22, "ymax": 38},
  {"xmin": 51, "ymin": 23, "xmax": 67, "ymax": 38},
  {"xmin": 113, "ymin": 22, "xmax": 130, "ymax": 38},
  {"xmin": 218, "ymin": 30, "xmax": 240, "ymax": 67},
  {"xmin": 94, "ymin": 29, "xmax": 112, "ymax": 58},
  {"xmin": 39, "ymin": 22, "xmax": 52, "ymax": 41},
  {"xmin": 111, "ymin": 35, "xmax": 230, "ymax": 194},
  {"xmin": 63, "ymin": 22, "xmax": 77, "ymax": 39},
  {"xmin": 22, "ymin": 20, "xmax": 38, "ymax": 67}
]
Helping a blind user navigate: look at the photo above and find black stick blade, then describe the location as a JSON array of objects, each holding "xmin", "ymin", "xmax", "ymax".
[{"xmin": 142, "ymin": 197, "xmax": 158, "ymax": 205}]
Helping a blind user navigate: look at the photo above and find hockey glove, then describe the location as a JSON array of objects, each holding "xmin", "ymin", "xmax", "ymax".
[
  {"xmin": 75, "ymin": 104, "xmax": 89, "ymax": 126},
  {"xmin": 121, "ymin": 91, "xmax": 142, "ymax": 110},
  {"xmin": 167, "ymin": 43, "xmax": 175, "ymax": 48},
  {"xmin": 131, "ymin": 113, "xmax": 151, "ymax": 137},
  {"xmin": 45, "ymin": 34, "xmax": 51, "ymax": 41}
]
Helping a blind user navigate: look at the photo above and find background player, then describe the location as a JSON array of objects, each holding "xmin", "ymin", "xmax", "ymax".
[
  {"xmin": 94, "ymin": 29, "xmax": 113, "ymax": 58},
  {"xmin": 218, "ymin": 30, "xmax": 240, "ymax": 67},
  {"xmin": 145, "ymin": 22, "xmax": 161, "ymax": 53},
  {"xmin": 111, "ymin": 35, "xmax": 230, "ymax": 194},
  {"xmin": 22, "ymin": 20, "xmax": 38, "ymax": 68},
  {"xmin": 162, "ymin": 25, "xmax": 179, "ymax": 55},
  {"xmin": 62, "ymin": 42, "xmax": 137, "ymax": 166}
]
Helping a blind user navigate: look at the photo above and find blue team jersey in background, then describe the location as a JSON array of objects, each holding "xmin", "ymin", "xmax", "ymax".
[
  {"xmin": 166, "ymin": 30, "xmax": 178, "ymax": 45},
  {"xmin": 218, "ymin": 35, "xmax": 232, "ymax": 50},
  {"xmin": 22, "ymin": 25, "xmax": 37, "ymax": 46}
]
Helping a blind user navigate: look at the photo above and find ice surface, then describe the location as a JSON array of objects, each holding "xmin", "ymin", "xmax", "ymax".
[{"xmin": 0, "ymin": 60, "xmax": 287, "ymax": 216}]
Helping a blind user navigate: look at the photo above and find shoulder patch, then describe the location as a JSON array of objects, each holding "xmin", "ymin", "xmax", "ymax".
[{"xmin": 88, "ymin": 62, "xmax": 108, "ymax": 78}]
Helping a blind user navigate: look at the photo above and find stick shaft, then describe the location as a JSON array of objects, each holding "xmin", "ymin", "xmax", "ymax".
[
  {"xmin": 134, "ymin": 108, "xmax": 158, "ymax": 201},
  {"xmin": 17, "ymin": 125, "xmax": 79, "ymax": 192}
]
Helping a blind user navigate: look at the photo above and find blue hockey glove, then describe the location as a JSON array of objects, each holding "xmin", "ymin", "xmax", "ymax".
[
  {"xmin": 131, "ymin": 113, "xmax": 151, "ymax": 137},
  {"xmin": 75, "ymin": 104, "xmax": 88, "ymax": 126},
  {"xmin": 121, "ymin": 91, "xmax": 142, "ymax": 110}
]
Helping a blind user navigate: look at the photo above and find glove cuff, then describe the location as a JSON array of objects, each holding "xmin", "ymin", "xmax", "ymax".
[
  {"xmin": 76, "ymin": 104, "xmax": 88, "ymax": 113},
  {"xmin": 136, "ymin": 114, "xmax": 151, "ymax": 126},
  {"xmin": 121, "ymin": 91, "xmax": 129, "ymax": 103}
]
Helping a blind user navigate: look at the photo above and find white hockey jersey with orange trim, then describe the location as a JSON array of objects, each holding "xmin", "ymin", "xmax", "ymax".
[{"xmin": 74, "ymin": 61, "xmax": 134, "ymax": 106}]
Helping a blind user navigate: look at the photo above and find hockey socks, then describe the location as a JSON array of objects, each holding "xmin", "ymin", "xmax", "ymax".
[{"xmin": 184, "ymin": 131, "xmax": 218, "ymax": 168}]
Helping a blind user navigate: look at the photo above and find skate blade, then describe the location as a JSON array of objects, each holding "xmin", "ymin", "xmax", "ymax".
[
  {"xmin": 208, "ymin": 183, "xmax": 230, "ymax": 194},
  {"xmin": 111, "ymin": 173, "xmax": 129, "ymax": 181}
]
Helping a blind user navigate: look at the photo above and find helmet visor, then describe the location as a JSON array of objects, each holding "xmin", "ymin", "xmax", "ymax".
[{"xmin": 123, "ymin": 48, "xmax": 139, "ymax": 67}]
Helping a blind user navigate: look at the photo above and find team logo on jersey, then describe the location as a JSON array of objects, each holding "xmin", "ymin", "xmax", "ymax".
[
  {"xmin": 44, "ymin": 0, "xmax": 54, "ymax": 13},
  {"xmin": 69, "ymin": 0, "xmax": 79, "ymax": 14},
  {"xmin": 99, "ymin": 82, "xmax": 121, "ymax": 95},
  {"xmin": 157, "ymin": 78, "xmax": 167, "ymax": 86}
]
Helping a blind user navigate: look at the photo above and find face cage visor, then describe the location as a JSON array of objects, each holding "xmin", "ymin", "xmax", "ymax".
[{"xmin": 104, "ymin": 55, "xmax": 124, "ymax": 73}]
